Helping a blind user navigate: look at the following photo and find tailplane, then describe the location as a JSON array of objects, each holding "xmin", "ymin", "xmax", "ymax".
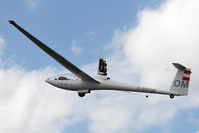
[{"xmin": 169, "ymin": 63, "xmax": 191, "ymax": 97}]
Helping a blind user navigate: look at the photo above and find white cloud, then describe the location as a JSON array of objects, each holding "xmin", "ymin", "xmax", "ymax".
[
  {"xmin": 70, "ymin": 40, "xmax": 82, "ymax": 55},
  {"xmin": 87, "ymin": 0, "xmax": 199, "ymax": 132},
  {"xmin": 89, "ymin": 107, "xmax": 131, "ymax": 133},
  {"xmin": 0, "ymin": 65, "xmax": 87, "ymax": 133},
  {"xmin": 85, "ymin": 31, "xmax": 96, "ymax": 37},
  {"xmin": 2, "ymin": 0, "xmax": 199, "ymax": 133},
  {"xmin": 0, "ymin": 36, "xmax": 5, "ymax": 51},
  {"xmin": 124, "ymin": 0, "xmax": 199, "ymax": 88},
  {"xmin": 25, "ymin": 0, "xmax": 40, "ymax": 10}
]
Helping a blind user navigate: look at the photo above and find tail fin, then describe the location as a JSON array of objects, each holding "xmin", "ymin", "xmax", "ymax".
[{"xmin": 169, "ymin": 63, "xmax": 192, "ymax": 96}]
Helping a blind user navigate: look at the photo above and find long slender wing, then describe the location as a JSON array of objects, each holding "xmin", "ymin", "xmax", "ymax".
[{"xmin": 9, "ymin": 20, "xmax": 99, "ymax": 83}]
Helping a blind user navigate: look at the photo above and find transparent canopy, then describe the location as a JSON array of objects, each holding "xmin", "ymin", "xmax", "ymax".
[{"xmin": 48, "ymin": 73, "xmax": 78, "ymax": 81}]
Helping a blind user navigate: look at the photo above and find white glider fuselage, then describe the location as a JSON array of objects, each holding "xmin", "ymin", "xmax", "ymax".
[{"xmin": 46, "ymin": 75, "xmax": 175, "ymax": 96}]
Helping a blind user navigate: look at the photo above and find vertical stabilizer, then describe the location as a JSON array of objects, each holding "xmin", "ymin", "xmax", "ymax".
[{"xmin": 170, "ymin": 63, "xmax": 191, "ymax": 96}]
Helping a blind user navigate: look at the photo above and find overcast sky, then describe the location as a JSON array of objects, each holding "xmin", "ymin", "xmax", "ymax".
[{"xmin": 1, "ymin": 0, "xmax": 199, "ymax": 133}]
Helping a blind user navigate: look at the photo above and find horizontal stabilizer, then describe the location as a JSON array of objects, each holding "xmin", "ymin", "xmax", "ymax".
[{"xmin": 172, "ymin": 63, "xmax": 186, "ymax": 70}]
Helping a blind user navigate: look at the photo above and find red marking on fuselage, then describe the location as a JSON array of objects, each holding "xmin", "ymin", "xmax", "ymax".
[
  {"xmin": 182, "ymin": 77, "xmax": 190, "ymax": 81},
  {"xmin": 184, "ymin": 70, "xmax": 191, "ymax": 74}
]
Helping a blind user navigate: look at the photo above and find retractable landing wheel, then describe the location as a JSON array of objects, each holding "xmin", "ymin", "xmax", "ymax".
[
  {"xmin": 169, "ymin": 94, "xmax": 174, "ymax": 99},
  {"xmin": 78, "ymin": 93, "xmax": 85, "ymax": 97}
]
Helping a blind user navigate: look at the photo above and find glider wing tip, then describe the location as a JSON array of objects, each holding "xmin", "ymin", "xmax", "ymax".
[{"xmin": 8, "ymin": 20, "xmax": 15, "ymax": 25}]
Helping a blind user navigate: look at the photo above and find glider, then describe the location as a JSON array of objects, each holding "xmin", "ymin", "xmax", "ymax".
[{"xmin": 9, "ymin": 20, "xmax": 192, "ymax": 98}]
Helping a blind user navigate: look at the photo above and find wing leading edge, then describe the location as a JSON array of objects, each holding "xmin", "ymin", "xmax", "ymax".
[{"xmin": 9, "ymin": 20, "xmax": 99, "ymax": 83}]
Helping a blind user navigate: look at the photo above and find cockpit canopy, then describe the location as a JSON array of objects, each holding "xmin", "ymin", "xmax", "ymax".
[
  {"xmin": 57, "ymin": 76, "xmax": 68, "ymax": 80},
  {"xmin": 48, "ymin": 74, "xmax": 78, "ymax": 81}
]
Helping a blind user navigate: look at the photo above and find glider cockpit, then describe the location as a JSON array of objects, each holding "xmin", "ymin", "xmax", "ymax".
[{"xmin": 47, "ymin": 74, "xmax": 78, "ymax": 81}]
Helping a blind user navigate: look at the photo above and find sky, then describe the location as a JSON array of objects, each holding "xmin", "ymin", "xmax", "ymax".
[{"xmin": 1, "ymin": 0, "xmax": 199, "ymax": 133}]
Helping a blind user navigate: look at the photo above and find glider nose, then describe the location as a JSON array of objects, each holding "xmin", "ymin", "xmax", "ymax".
[
  {"xmin": 45, "ymin": 78, "xmax": 50, "ymax": 83},
  {"xmin": 45, "ymin": 78, "xmax": 54, "ymax": 84},
  {"xmin": 45, "ymin": 78, "xmax": 59, "ymax": 87}
]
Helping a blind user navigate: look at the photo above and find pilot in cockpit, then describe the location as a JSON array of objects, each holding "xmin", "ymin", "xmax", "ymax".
[{"xmin": 54, "ymin": 76, "xmax": 69, "ymax": 80}]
